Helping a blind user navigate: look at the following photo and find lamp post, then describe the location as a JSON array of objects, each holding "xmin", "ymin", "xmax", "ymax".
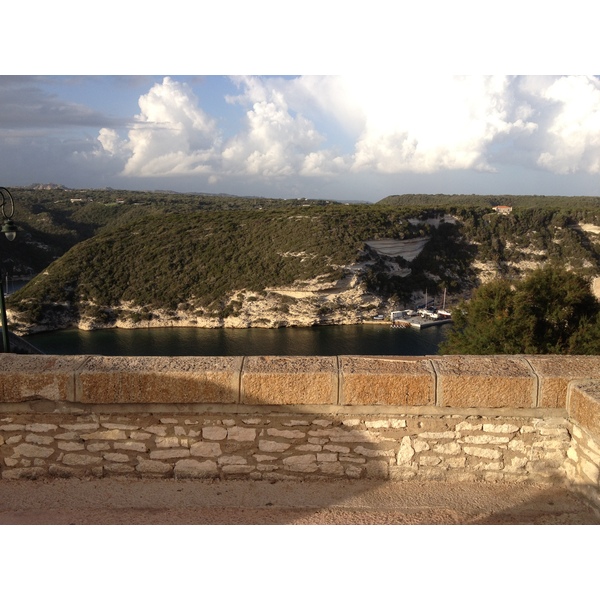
[{"xmin": 0, "ymin": 187, "xmax": 17, "ymax": 352}]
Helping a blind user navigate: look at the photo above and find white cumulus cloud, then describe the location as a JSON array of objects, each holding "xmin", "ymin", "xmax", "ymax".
[
  {"xmin": 222, "ymin": 77, "xmax": 325, "ymax": 177},
  {"xmin": 345, "ymin": 75, "xmax": 533, "ymax": 173},
  {"xmin": 115, "ymin": 77, "xmax": 221, "ymax": 177},
  {"xmin": 534, "ymin": 75, "xmax": 600, "ymax": 174},
  {"xmin": 88, "ymin": 74, "xmax": 600, "ymax": 189}
]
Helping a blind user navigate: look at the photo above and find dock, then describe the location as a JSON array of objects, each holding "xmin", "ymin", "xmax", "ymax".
[
  {"xmin": 390, "ymin": 307, "xmax": 452, "ymax": 329},
  {"xmin": 391, "ymin": 317, "xmax": 452, "ymax": 329}
]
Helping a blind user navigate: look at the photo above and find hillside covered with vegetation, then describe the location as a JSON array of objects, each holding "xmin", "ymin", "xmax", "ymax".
[{"xmin": 5, "ymin": 187, "xmax": 600, "ymax": 340}]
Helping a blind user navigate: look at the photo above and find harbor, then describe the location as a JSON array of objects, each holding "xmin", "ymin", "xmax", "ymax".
[
  {"xmin": 389, "ymin": 304, "xmax": 453, "ymax": 329},
  {"xmin": 391, "ymin": 315, "xmax": 453, "ymax": 329},
  {"xmin": 390, "ymin": 288, "xmax": 453, "ymax": 329}
]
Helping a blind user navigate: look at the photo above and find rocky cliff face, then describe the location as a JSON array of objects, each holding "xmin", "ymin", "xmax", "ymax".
[{"xmin": 8, "ymin": 266, "xmax": 391, "ymax": 334}]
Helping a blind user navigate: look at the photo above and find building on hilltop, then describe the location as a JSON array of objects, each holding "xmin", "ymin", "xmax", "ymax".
[{"xmin": 492, "ymin": 205, "xmax": 513, "ymax": 215}]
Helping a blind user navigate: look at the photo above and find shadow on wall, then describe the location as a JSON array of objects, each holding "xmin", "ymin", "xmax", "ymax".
[{"xmin": 1, "ymin": 354, "xmax": 600, "ymax": 524}]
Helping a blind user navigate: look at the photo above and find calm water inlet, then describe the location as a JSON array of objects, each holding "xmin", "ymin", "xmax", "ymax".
[{"xmin": 25, "ymin": 324, "xmax": 449, "ymax": 357}]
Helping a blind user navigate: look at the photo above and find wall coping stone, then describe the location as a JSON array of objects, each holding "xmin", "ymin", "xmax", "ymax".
[
  {"xmin": 567, "ymin": 379, "xmax": 600, "ymax": 439},
  {"xmin": 524, "ymin": 356, "xmax": 600, "ymax": 409},
  {"xmin": 0, "ymin": 354, "xmax": 598, "ymax": 413},
  {"xmin": 340, "ymin": 356, "xmax": 435, "ymax": 406},
  {"xmin": 430, "ymin": 356, "xmax": 537, "ymax": 409}
]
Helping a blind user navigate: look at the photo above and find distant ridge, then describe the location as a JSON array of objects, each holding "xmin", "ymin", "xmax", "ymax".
[{"xmin": 28, "ymin": 183, "xmax": 68, "ymax": 190}]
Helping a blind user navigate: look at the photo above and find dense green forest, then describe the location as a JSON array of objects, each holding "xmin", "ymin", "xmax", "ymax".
[
  {"xmin": 7, "ymin": 202, "xmax": 474, "ymax": 324},
  {"xmin": 6, "ymin": 186, "xmax": 330, "ymax": 277},
  {"xmin": 440, "ymin": 267, "xmax": 600, "ymax": 354},
  {"xmin": 4, "ymin": 187, "xmax": 600, "ymax": 343}
]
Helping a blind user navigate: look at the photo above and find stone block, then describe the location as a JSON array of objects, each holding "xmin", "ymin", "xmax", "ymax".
[
  {"xmin": 365, "ymin": 460, "xmax": 389, "ymax": 478},
  {"xmin": 222, "ymin": 465, "xmax": 255, "ymax": 475},
  {"xmin": 432, "ymin": 356, "xmax": 536, "ymax": 408},
  {"xmin": 26, "ymin": 423, "xmax": 58, "ymax": 432},
  {"xmin": 48, "ymin": 465, "xmax": 75, "ymax": 478},
  {"xmin": 482, "ymin": 423, "xmax": 520, "ymax": 434},
  {"xmin": 104, "ymin": 463, "xmax": 135, "ymax": 474},
  {"xmin": 58, "ymin": 441, "xmax": 86, "ymax": 452},
  {"xmin": 340, "ymin": 357, "xmax": 435, "ymax": 406},
  {"xmin": 527, "ymin": 356, "xmax": 600, "ymax": 408},
  {"xmin": 241, "ymin": 356, "xmax": 337, "ymax": 405},
  {"xmin": 174, "ymin": 459, "xmax": 218, "ymax": 478},
  {"xmin": 14, "ymin": 443, "xmax": 54, "ymax": 458},
  {"xmin": 114, "ymin": 441, "xmax": 148, "ymax": 453},
  {"xmin": 227, "ymin": 427, "xmax": 257, "ymax": 442},
  {"xmin": 396, "ymin": 436, "xmax": 414, "ymax": 465},
  {"xmin": 100, "ymin": 422, "xmax": 140, "ymax": 431},
  {"xmin": 345, "ymin": 465, "xmax": 363, "ymax": 479},
  {"xmin": 25, "ymin": 434, "xmax": 53, "ymax": 445},
  {"xmin": 463, "ymin": 446, "xmax": 502, "ymax": 460},
  {"xmin": 155, "ymin": 436, "xmax": 181, "ymax": 448},
  {"xmin": 136, "ymin": 459, "xmax": 172, "ymax": 474},
  {"xmin": 324, "ymin": 443, "xmax": 350, "ymax": 453},
  {"xmin": 354, "ymin": 446, "xmax": 395, "ymax": 457},
  {"xmin": 63, "ymin": 423, "xmax": 99, "ymax": 432},
  {"xmin": 2, "ymin": 467, "xmax": 46, "ymax": 480},
  {"xmin": 81, "ymin": 430, "xmax": 127, "ymax": 441},
  {"xmin": 76, "ymin": 356, "xmax": 242, "ymax": 404},
  {"xmin": 218, "ymin": 455, "xmax": 247, "ymax": 465},
  {"xmin": 202, "ymin": 426, "xmax": 227, "ymax": 440},
  {"xmin": 149, "ymin": 448, "xmax": 190, "ymax": 460},
  {"xmin": 0, "ymin": 355, "xmax": 85, "ymax": 403},
  {"xmin": 62, "ymin": 454, "xmax": 102, "ymax": 466},
  {"xmin": 190, "ymin": 441, "xmax": 222, "ymax": 458},
  {"xmin": 258, "ymin": 440, "xmax": 290, "ymax": 453},
  {"xmin": 462, "ymin": 434, "xmax": 511, "ymax": 445},
  {"xmin": 86, "ymin": 442, "xmax": 110, "ymax": 452},
  {"xmin": 568, "ymin": 380, "xmax": 600, "ymax": 439},
  {"xmin": 0, "ymin": 424, "xmax": 24, "ymax": 431},
  {"xmin": 319, "ymin": 462, "xmax": 345, "ymax": 476},
  {"xmin": 103, "ymin": 453, "xmax": 130, "ymax": 463},
  {"xmin": 266, "ymin": 428, "xmax": 305, "ymax": 439},
  {"xmin": 433, "ymin": 442, "xmax": 461, "ymax": 455},
  {"xmin": 297, "ymin": 444, "xmax": 321, "ymax": 451}
]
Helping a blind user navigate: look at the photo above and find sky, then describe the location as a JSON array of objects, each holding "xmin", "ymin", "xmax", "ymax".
[{"xmin": 2, "ymin": 4, "xmax": 600, "ymax": 203}]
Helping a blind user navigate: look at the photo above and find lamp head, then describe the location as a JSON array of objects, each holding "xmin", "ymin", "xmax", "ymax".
[{"xmin": 1, "ymin": 219, "xmax": 16, "ymax": 241}]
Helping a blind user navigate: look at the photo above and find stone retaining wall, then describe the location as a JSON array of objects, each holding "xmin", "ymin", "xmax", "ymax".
[
  {"xmin": 0, "ymin": 411, "xmax": 572, "ymax": 482},
  {"xmin": 0, "ymin": 354, "xmax": 599, "ymax": 510}
]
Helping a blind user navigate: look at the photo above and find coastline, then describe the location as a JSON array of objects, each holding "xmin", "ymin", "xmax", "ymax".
[{"xmin": 21, "ymin": 318, "xmax": 398, "ymax": 338}]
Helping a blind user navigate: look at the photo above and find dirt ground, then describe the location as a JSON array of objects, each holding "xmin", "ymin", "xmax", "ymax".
[{"xmin": 0, "ymin": 477, "xmax": 598, "ymax": 525}]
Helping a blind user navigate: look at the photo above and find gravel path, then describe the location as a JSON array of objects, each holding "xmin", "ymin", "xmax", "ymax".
[{"xmin": 1, "ymin": 478, "xmax": 598, "ymax": 525}]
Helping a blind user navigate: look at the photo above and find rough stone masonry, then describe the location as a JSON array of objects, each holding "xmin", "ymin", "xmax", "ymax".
[{"xmin": 0, "ymin": 353, "xmax": 599, "ymax": 513}]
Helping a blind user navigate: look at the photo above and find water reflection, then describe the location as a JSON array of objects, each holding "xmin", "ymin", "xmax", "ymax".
[{"xmin": 26, "ymin": 324, "xmax": 450, "ymax": 356}]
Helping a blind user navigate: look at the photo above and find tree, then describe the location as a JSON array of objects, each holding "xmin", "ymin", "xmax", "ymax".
[{"xmin": 440, "ymin": 266, "xmax": 600, "ymax": 355}]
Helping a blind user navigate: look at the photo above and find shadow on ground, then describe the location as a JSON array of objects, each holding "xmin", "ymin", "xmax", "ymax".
[{"xmin": 0, "ymin": 478, "xmax": 598, "ymax": 525}]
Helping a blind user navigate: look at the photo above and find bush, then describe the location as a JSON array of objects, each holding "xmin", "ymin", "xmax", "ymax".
[{"xmin": 440, "ymin": 266, "xmax": 600, "ymax": 354}]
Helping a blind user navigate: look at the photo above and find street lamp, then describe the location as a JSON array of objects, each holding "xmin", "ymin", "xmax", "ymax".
[{"xmin": 0, "ymin": 187, "xmax": 17, "ymax": 352}]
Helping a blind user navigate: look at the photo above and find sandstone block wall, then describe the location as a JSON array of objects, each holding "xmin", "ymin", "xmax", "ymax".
[
  {"xmin": 0, "ymin": 353, "xmax": 599, "ymax": 511},
  {"xmin": 2, "ymin": 353, "xmax": 600, "ymax": 408}
]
